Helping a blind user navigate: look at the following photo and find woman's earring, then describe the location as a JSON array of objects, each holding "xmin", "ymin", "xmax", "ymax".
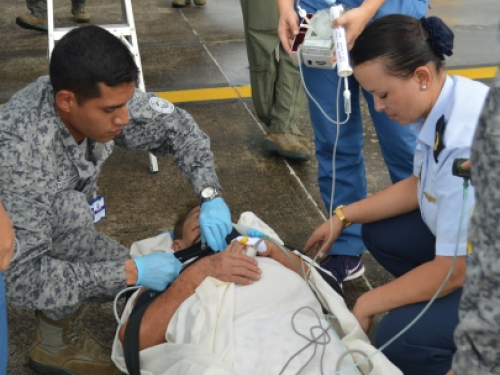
[{"xmin": 421, "ymin": 85, "xmax": 427, "ymax": 90}]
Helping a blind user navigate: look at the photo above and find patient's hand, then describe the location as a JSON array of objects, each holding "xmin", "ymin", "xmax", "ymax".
[{"xmin": 202, "ymin": 241, "xmax": 261, "ymax": 285}]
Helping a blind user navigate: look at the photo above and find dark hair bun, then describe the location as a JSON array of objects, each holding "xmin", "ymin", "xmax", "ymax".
[{"xmin": 420, "ymin": 16, "xmax": 454, "ymax": 60}]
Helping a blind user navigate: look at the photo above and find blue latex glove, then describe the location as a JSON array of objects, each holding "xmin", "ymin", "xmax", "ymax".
[
  {"xmin": 199, "ymin": 197, "xmax": 232, "ymax": 252},
  {"xmin": 133, "ymin": 252, "xmax": 182, "ymax": 291}
]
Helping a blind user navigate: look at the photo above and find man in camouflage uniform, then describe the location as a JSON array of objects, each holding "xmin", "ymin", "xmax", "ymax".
[
  {"xmin": 0, "ymin": 25, "xmax": 241, "ymax": 375},
  {"xmin": 451, "ymin": 69, "xmax": 500, "ymax": 375}
]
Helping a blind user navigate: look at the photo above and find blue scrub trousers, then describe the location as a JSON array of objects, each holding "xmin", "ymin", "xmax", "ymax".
[
  {"xmin": 302, "ymin": 67, "xmax": 417, "ymax": 256},
  {"xmin": 0, "ymin": 273, "xmax": 7, "ymax": 375},
  {"xmin": 299, "ymin": 0, "xmax": 428, "ymax": 257},
  {"xmin": 362, "ymin": 210, "xmax": 460, "ymax": 375}
]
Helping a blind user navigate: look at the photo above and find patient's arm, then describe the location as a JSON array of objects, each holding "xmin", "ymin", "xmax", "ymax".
[
  {"xmin": 119, "ymin": 241, "xmax": 261, "ymax": 350},
  {"xmin": 258, "ymin": 241, "xmax": 310, "ymax": 277}
]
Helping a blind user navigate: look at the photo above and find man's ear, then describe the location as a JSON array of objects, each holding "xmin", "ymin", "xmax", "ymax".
[
  {"xmin": 171, "ymin": 240, "xmax": 183, "ymax": 252},
  {"xmin": 55, "ymin": 90, "xmax": 77, "ymax": 114}
]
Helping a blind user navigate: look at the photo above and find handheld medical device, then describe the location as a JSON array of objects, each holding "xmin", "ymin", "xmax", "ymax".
[
  {"xmin": 452, "ymin": 158, "xmax": 470, "ymax": 180},
  {"xmin": 292, "ymin": 5, "xmax": 352, "ymax": 119},
  {"xmin": 330, "ymin": 5, "xmax": 352, "ymax": 77}
]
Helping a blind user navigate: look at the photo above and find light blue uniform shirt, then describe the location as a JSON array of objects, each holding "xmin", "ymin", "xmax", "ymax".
[
  {"xmin": 412, "ymin": 75, "xmax": 489, "ymax": 257},
  {"xmin": 297, "ymin": 0, "xmax": 429, "ymax": 19}
]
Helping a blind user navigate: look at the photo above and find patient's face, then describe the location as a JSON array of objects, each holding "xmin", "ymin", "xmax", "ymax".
[{"xmin": 172, "ymin": 206, "xmax": 201, "ymax": 251}]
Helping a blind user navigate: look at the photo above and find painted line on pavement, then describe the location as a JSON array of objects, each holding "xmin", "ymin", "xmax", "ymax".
[
  {"xmin": 0, "ymin": 67, "xmax": 495, "ymax": 107},
  {"xmin": 156, "ymin": 66, "xmax": 496, "ymax": 103}
]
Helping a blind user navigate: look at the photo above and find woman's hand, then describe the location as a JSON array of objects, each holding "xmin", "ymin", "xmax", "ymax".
[
  {"xmin": 278, "ymin": 8, "xmax": 300, "ymax": 54},
  {"xmin": 332, "ymin": 5, "xmax": 375, "ymax": 51},
  {"xmin": 352, "ymin": 293, "xmax": 376, "ymax": 334},
  {"xmin": 304, "ymin": 217, "xmax": 343, "ymax": 260}
]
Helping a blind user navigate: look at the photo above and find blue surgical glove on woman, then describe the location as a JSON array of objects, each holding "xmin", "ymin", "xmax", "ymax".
[
  {"xmin": 133, "ymin": 252, "xmax": 182, "ymax": 291},
  {"xmin": 199, "ymin": 197, "xmax": 232, "ymax": 251}
]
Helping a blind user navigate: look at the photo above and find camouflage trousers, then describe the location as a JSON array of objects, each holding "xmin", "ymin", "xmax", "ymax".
[
  {"xmin": 25, "ymin": 0, "xmax": 87, "ymax": 19},
  {"xmin": 4, "ymin": 190, "xmax": 129, "ymax": 321}
]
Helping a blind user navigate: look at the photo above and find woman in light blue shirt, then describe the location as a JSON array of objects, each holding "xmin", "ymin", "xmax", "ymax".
[
  {"xmin": 277, "ymin": 0, "xmax": 429, "ymax": 282},
  {"xmin": 305, "ymin": 15, "xmax": 489, "ymax": 375}
]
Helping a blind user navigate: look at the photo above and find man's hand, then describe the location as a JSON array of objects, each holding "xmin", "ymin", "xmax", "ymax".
[
  {"xmin": 199, "ymin": 197, "xmax": 232, "ymax": 252},
  {"xmin": 132, "ymin": 252, "xmax": 182, "ymax": 291},
  {"xmin": 0, "ymin": 202, "xmax": 15, "ymax": 271},
  {"xmin": 202, "ymin": 241, "xmax": 261, "ymax": 285},
  {"xmin": 304, "ymin": 217, "xmax": 342, "ymax": 260},
  {"xmin": 278, "ymin": 8, "xmax": 300, "ymax": 54}
]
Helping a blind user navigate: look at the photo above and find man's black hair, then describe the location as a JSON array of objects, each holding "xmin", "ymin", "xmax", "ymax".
[{"xmin": 49, "ymin": 25, "xmax": 139, "ymax": 104}]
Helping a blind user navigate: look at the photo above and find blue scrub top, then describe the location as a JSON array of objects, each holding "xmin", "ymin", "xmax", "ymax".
[{"xmin": 297, "ymin": 0, "xmax": 429, "ymax": 20}]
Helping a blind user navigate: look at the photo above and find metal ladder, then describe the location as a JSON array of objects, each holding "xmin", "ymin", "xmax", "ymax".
[{"xmin": 46, "ymin": 0, "xmax": 159, "ymax": 173}]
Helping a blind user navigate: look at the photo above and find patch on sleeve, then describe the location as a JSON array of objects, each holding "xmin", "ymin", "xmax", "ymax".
[{"xmin": 149, "ymin": 96, "xmax": 175, "ymax": 114}]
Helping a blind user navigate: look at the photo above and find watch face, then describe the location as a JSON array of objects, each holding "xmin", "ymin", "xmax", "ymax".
[{"xmin": 201, "ymin": 187, "xmax": 215, "ymax": 199}]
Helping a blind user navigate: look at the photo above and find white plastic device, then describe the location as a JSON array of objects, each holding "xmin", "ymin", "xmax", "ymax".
[{"xmin": 330, "ymin": 5, "xmax": 353, "ymax": 77}]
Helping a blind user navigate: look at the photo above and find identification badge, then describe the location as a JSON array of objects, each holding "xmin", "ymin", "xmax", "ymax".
[{"xmin": 89, "ymin": 195, "xmax": 106, "ymax": 224}]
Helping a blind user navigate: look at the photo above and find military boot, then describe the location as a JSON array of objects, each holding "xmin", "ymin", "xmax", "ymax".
[
  {"xmin": 72, "ymin": 7, "xmax": 90, "ymax": 23},
  {"xmin": 172, "ymin": 0, "xmax": 188, "ymax": 7},
  {"xmin": 296, "ymin": 134, "xmax": 312, "ymax": 151},
  {"xmin": 29, "ymin": 310, "xmax": 122, "ymax": 375},
  {"xmin": 261, "ymin": 133, "xmax": 311, "ymax": 161},
  {"xmin": 15, "ymin": 14, "xmax": 48, "ymax": 31}
]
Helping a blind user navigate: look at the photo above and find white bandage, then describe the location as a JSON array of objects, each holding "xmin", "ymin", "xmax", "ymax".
[{"xmin": 232, "ymin": 236, "xmax": 267, "ymax": 253}]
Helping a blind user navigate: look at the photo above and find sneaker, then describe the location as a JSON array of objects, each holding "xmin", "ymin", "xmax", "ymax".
[
  {"xmin": 261, "ymin": 133, "xmax": 311, "ymax": 161},
  {"xmin": 320, "ymin": 255, "xmax": 365, "ymax": 283},
  {"xmin": 29, "ymin": 310, "xmax": 122, "ymax": 375},
  {"xmin": 15, "ymin": 14, "xmax": 48, "ymax": 31},
  {"xmin": 72, "ymin": 7, "xmax": 90, "ymax": 23}
]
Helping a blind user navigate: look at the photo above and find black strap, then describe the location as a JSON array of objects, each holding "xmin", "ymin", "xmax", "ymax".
[{"xmin": 123, "ymin": 292, "xmax": 160, "ymax": 375}]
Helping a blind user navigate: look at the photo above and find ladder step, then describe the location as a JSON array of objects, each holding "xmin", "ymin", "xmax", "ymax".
[{"xmin": 52, "ymin": 24, "xmax": 133, "ymax": 41}]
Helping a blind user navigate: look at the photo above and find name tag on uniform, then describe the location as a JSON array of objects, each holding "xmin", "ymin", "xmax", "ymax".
[{"xmin": 89, "ymin": 195, "xmax": 106, "ymax": 224}]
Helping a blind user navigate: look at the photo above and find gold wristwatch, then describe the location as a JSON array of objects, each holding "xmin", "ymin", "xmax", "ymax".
[{"xmin": 333, "ymin": 205, "xmax": 352, "ymax": 229}]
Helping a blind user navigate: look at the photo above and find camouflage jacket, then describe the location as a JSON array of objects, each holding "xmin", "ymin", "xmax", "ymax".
[
  {"xmin": 0, "ymin": 77, "xmax": 220, "ymax": 308},
  {"xmin": 452, "ymin": 70, "xmax": 500, "ymax": 375}
]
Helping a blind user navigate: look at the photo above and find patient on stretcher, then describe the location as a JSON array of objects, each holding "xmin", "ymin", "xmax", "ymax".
[{"xmin": 111, "ymin": 201, "xmax": 402, "ymax": 375}]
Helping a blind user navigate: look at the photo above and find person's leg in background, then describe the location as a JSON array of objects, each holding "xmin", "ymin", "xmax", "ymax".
[
  {"xmin": 363, "ymin": 90, "xmax": 416, "ymax": 183},
  {"xmin": 0, "ymin": 274, "xmax": 7, "ymax": 375},
  {"xmin": 240, "ymin": 0, "xmax": 310, "ymax": 161},
  {"xmin": 71, "ymin": 0, "xmax": 90, "ymax": 23},
  {"xmin": 302, "ymin": 66, "xmax": 366, "ymax": 282},
  {"xmin": 362, "ymin": 209, "xmax": 459, "ymax": 375},
  {"xmin": 16, "ymin": 0, "xmax": 89, "ymax": 32}
]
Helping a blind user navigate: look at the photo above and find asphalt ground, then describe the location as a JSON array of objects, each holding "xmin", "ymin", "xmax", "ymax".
[{"xmin": 1, "ymin": 0, "xmax": 499, "ymax": 373}]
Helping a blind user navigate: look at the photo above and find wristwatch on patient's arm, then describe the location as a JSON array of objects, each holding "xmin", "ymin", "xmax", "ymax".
[
  {"xmin": 333, "ymin": 205, "xmax": 352, "ymax": 229},
  {"xmin": 200, "ymin": 187, "xmax": 222, "ymax": 203}
]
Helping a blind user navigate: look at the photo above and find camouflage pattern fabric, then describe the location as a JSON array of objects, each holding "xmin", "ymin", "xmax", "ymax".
[
  {"xmin": 0, "ymin": 76, "xmax": 220, "ymax": 320},
  {"xmin": 452, "ymin": 69, "xmax": 500, "ymax": 375}
]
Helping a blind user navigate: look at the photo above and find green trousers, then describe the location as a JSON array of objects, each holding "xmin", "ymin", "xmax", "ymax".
[
  {"xmin": 239, "ymin": 0, "xmax": 307, "ymax": 135},
  {"xmin": 25, "ymin": 0, "xmax": 86, "ymax": 19}
]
